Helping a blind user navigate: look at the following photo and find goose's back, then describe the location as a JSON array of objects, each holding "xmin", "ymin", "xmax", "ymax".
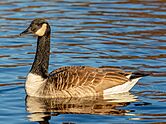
[{"xmin": 38, "ymin": 66, "xmax": 129, "ymax": 97}]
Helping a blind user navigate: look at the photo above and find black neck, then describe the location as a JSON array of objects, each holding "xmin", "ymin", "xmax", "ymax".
[{"xmin": 30, "ymin": 25, "xmax": 51, "ymax": 78}]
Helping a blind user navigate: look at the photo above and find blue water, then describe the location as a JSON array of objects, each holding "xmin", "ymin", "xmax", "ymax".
[{"xmin": 0, "ymin": 0, "xmax": 165, "ymax": 124}]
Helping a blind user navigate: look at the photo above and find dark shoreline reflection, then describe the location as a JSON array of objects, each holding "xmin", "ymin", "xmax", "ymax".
[{"xmin": 25, "ymin": 92, "xmax": 138, "ymax": 123}]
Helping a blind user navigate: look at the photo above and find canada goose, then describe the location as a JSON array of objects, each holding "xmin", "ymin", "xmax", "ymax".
[{"xmin": 20, "ymin": 18, "xmax": 149, "ymax": 98}]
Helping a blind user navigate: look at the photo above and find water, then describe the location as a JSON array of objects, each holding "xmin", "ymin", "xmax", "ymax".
[{"xmin": 0, "ymin": 0, "xmax": 165, "ymax": 123}]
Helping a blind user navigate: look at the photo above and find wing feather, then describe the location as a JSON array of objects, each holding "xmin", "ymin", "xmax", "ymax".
[{"xmin": 47, "ymin": 66, "xmax": 129, "ymax": 93}]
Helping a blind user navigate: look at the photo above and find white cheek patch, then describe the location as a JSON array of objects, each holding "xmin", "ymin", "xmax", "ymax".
[{"xmin": 35, "ymin": 23, "xmax": 47, "ymax": 36}]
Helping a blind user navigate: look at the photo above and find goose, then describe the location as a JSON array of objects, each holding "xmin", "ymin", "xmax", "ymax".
[{"xmin": 20, "ymin": 18, "xmax": 149, "ymax": 98}]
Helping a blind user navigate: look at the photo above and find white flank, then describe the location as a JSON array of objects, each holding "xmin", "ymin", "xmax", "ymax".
[
  {"xmin": 25, "ymin": 73, "xmax": 46, "ymax": 96},
  {"xmin": 35, "ymin": 23, "xmax": 47, "ymax": 36},
  {"xmin": 104, "ymin": 77, "xmax": 141, "ymax": 95}
]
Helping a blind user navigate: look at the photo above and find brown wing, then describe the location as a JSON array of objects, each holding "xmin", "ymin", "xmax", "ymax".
[
  {"xmin": 47, "ymin": 66, "xmax": 129, "ymax": 92},
  {"xmin": 99, "ymin": 67, "xmax": 132, "ymax": 78}
]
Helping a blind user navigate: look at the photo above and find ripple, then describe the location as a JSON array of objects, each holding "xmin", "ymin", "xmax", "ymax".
[{"xmin": 0, "ymin": 0, "xmax": 165, "ymax": 124}]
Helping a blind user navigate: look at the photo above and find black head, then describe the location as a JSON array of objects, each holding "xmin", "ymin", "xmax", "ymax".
[{"xmin": 20, "ymin": 18, "xmax": 50, "ymax": 36}]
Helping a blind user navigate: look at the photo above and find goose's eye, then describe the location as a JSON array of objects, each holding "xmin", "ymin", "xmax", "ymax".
[
  {"xmin": 34, "ymin": 23, "xmax": 40, "ymax": 27},
  {"xmin": 37, "ymin": 23, "xmax": 41, "ymax": 26},
  {"xmin": 36, "ymin": 23, "xmax": 43, "ymax": 29},
  {"xmin": 30, "ymin": 23, "xmax": 41, "ymax": 32}
]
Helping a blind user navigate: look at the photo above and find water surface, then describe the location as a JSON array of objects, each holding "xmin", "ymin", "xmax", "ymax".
[{"xmin": 0, "ymin": 0, "xmax": 165, "ymax": 124}]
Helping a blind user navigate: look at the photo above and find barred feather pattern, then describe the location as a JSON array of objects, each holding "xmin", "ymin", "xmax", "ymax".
[{"xmin": 34, "ymin": 66, "xmax": 129, "ymax": 98}]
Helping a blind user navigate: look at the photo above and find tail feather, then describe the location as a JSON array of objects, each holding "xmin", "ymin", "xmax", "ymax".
[{"xmin": 130, "ymin": 71, "xmax": 152, "ymax": 80}]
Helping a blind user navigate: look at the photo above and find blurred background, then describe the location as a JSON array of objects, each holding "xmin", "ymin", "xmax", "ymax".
[{"xmin": 0, "ymin": 0, "xmax": 165, "ymax": 124}]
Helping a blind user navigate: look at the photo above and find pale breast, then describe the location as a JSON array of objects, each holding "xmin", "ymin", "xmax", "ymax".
[{"xmin": 25, "ymin": 73, "xmax": 46, "ymax": 97}]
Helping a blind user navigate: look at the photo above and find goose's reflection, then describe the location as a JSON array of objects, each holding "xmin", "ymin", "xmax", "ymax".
[{"xmin": 26, "ymin": 92, "xmax": 138, "ymax": 123}]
